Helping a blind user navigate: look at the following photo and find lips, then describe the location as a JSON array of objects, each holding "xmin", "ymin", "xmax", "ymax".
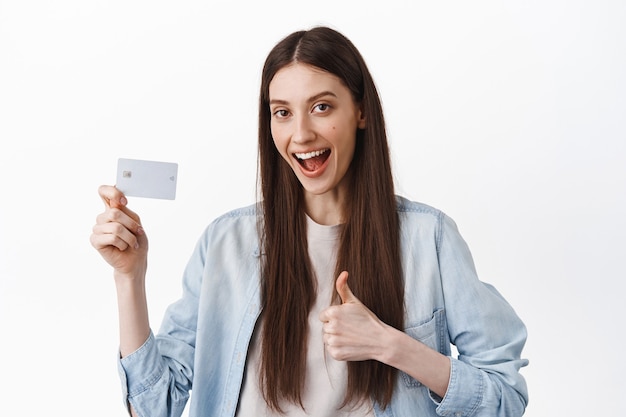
[{"xmin": 294, "ymin": 148, "xmax": 330, "ymax": 173}]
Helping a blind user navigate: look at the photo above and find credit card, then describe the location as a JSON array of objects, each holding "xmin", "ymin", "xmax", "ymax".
[{"xmin": 116, "ymin": 158, "xmax": 178, "ymax": 200}]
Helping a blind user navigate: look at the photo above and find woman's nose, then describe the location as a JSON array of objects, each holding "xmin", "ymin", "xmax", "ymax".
[{"xmin": 292, "ymin": 115, "xmax": 315, "ymax": 144}]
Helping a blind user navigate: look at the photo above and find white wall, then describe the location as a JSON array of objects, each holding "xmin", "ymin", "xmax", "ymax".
[{"xmin": 1, "ymin": 1, "xmax": 624, "ymax": 415}]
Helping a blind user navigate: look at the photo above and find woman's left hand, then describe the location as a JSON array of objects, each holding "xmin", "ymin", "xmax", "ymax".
[
  {"xmin": 319, "ymin": 271, "xmax": 391, "ymax": 362},
  {"xmin": 320, "ymin": 271, "xmax": 451, "ymax": 397}
]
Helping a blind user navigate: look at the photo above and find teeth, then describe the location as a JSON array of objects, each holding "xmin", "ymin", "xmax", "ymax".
[{"xmin": 295, "ymin": 149, "xmax": 328, "ymax": 160}]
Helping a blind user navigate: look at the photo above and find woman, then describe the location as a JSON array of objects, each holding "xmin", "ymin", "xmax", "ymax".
[{"xmin": 91, "ymin": 26, "xmax": 529, "ymax": 417}]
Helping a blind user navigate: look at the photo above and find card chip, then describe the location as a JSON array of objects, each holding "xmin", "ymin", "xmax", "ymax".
[{"xmin": 123, "ymin": 171, "xmax": 132, "ymax": 178}]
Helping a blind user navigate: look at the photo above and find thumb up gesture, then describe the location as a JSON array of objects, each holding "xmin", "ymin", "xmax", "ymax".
[{"xmin": 319, "ymin": 271, "xmax": 390, "ymax": 362}]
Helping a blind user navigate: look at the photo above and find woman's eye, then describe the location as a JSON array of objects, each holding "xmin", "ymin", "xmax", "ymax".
[
  {"xmin": 273, "ymin": 109, "xmax": 289, "ymax": 118},
  {"xmin": 313, "ymin": 103, "xmax": 330, "ymax": 113}
]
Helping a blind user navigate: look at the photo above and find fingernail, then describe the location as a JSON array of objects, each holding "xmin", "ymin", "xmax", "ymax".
[
  {"xmin": 137, "ymin": 226, "xmax": 144, "ymax": 235},
  {"xmin": 120, "ymin": 197, "xmax": 127, "ymax": 206},
  {"xmin": 134, "ymin": 242, "xmax": 139, "ymax": 249}
]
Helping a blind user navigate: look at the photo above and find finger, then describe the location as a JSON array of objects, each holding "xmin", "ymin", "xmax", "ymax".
[
  {"xmin": 319, "ymin": 308, "xmax": 330, "ymax": 323},
  {"xmin": 90, "ymin": 231, "xmax": 131, "ymax": 252},
  {"xmin": 96, "ymin": 207, "xmax": 144, "ymax": 236},
  {"xmin": 323, "ymin": 332, "xmax": 332, "ymax": 346},
  {"xmin": 90, "ymin": 226, "xmax": 132, "ymax": 251},
  {"xmin": 98, "ymin": 185, "xmax": 127, "ymax": 209},
  {"xmin": 336, "ymin": 271, "xmax": 358, "ymax": 304},
  {"xmin": 118, "ymin": 204, "xmax": 142, "ymax": 225},
  {"xmin": 319, "ymin": 304, "xmax": 341, "ymax": 323},
  {"xmin": 92, "ymin": 222, "xmax": 140, "ymax": 251},
  {"xmin": 321, "ymin": 318, "xmax": 335, "ymax": 333}
]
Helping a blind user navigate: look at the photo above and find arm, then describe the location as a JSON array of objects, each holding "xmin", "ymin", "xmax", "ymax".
[
  {"xmin": 93, "ymin": 185, "xmax": 206, "ymax": 417},
  {"xmin": 433, "ymin": 214, "xmax": 528, "ymax": 416},
  {"xmin": 91, "ymin": 186, "xmax": 150, "ymax": 417},
  {"xmin": 320, "ymin": 214, "xmax": 529, "ymax": 416},
  {"xmin": 91, "ymin": 185, "xmax": 151, "ymax": 357},
  {"xmin": 320, "ymin": 271, "xmax": 451, "ymax": 398}
]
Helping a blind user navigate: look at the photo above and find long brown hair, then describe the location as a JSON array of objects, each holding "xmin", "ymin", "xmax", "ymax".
[{"xmin": 257, "ymin": 26, "xmax": 404, "ymax": 411}]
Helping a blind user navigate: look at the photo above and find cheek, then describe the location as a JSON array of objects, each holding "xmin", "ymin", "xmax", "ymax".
[
  {"xmin": 271, "ymin": 132, "xmax": 291, "ymax": 162},
  {"xmin": 270, "ymin": 124, "xmax": 284, "ymax": 149}
]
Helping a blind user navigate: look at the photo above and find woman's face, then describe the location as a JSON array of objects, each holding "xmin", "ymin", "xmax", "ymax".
[{"xmin": 269, "ymin": 63, "xmax": 365, "ymax": 201}]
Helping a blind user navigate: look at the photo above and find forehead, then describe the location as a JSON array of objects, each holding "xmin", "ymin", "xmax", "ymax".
[{"xmin": 269, "ymin": 63, "xmax": 348, "ymax": 99}]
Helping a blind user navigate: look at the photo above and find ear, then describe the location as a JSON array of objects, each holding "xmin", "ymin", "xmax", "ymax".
[{"xmin": 357, "ymin": 107, "xmax": 367, "ymax": 129}]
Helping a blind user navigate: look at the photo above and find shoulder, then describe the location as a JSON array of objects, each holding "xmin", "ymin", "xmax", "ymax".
[
  {"xmin": 395, "ymin": 195, "xmax": 445, "ymax": 225},
  {"xmin": 395, "ymin": 195, "xmax": 443, "ymax": 216},
  {"xmin": 198, "ymin": 203, "xmax": 260, "ymax": 247},
  {"xmin": 394, "ymin": 195, "xmax": 463, "ymax": 246},
  {"xmin": 211, "ymin": 203, "xmax": 259, "ymax": 223}
]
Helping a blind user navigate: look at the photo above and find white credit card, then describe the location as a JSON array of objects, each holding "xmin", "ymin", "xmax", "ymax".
[{"xmin": 116, "ymin": 158, "xmax": 178, "ymax": 200}]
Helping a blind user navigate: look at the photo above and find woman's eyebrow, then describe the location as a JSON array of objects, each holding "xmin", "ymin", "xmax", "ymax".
[
  {"xmin": 269, "ymin": 91, "xmax": 338, "ymax": 106},
  {"xmin": 307, "ymin": 91, "xmax": 337, "ymax": 103}
]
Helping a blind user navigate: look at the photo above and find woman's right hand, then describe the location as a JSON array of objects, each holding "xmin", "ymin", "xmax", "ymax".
[{"xmin": 90, "ymin": 185, "xmax": 149, "ymax": 280}]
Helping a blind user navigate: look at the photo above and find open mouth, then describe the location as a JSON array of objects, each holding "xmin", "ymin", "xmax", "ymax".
[{"xmin": 294, "ymin": 149, "xmax": 330, "ymax": 172}]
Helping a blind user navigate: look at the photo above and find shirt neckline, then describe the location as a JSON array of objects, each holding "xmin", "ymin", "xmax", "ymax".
[{"xmin": 305, "ymin": 214, "xmax": 343, "ymax": 242}]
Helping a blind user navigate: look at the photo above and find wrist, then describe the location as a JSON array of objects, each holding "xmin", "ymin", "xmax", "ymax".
[
  {"xmin": 376, "ymin": 324, "xmax": 402, "ymax": 365},
  {"xmin": 113, "ymin": 262, "xmax": 146, "ymax": 283},
  {"xmin": 114, "ymin": 270, "xmax": 146, "ymax": 294}
]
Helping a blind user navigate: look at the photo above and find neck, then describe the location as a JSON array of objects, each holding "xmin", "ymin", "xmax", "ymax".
[{"xmin": 304, "ymin": 189, "xmax": 346, "ymax": 225}]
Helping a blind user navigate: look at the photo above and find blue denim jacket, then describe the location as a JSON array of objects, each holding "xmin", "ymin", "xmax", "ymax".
[{"xmin": 118, "ymin": 197, "xmax": 529, "ymax": 417}]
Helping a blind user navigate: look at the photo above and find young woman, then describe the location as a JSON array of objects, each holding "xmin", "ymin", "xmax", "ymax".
[{"xmin": 91, "ymin": 26, "xmax": 529, "ymax": 417}]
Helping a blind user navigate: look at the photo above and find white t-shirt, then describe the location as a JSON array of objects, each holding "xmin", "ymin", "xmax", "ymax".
[{"xmin": 236, "ymin": 216, "xmax": 374, "ymax": 416}]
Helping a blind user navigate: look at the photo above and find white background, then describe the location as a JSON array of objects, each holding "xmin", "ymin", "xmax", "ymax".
[{"xmin": 1, "ymin": 1, "xmax": 625, "ymax": 416}]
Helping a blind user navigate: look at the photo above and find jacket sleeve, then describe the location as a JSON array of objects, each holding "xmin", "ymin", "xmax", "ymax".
[
  {"xmin": 433, "ymin": 214, "xmax": 529, "ymax": 417},
  {"xmin": 117, "ymin": 229, "xmax": 209, "ymax": 417}
]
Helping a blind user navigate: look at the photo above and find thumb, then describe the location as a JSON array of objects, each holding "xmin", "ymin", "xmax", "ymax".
[
  {"xmin": 99, "ymin": 185, "xmax": 127, "ymax": 209},
  {"xmin": 336, "ymin": 271, "xmax": 358, "ymax": 304}
]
